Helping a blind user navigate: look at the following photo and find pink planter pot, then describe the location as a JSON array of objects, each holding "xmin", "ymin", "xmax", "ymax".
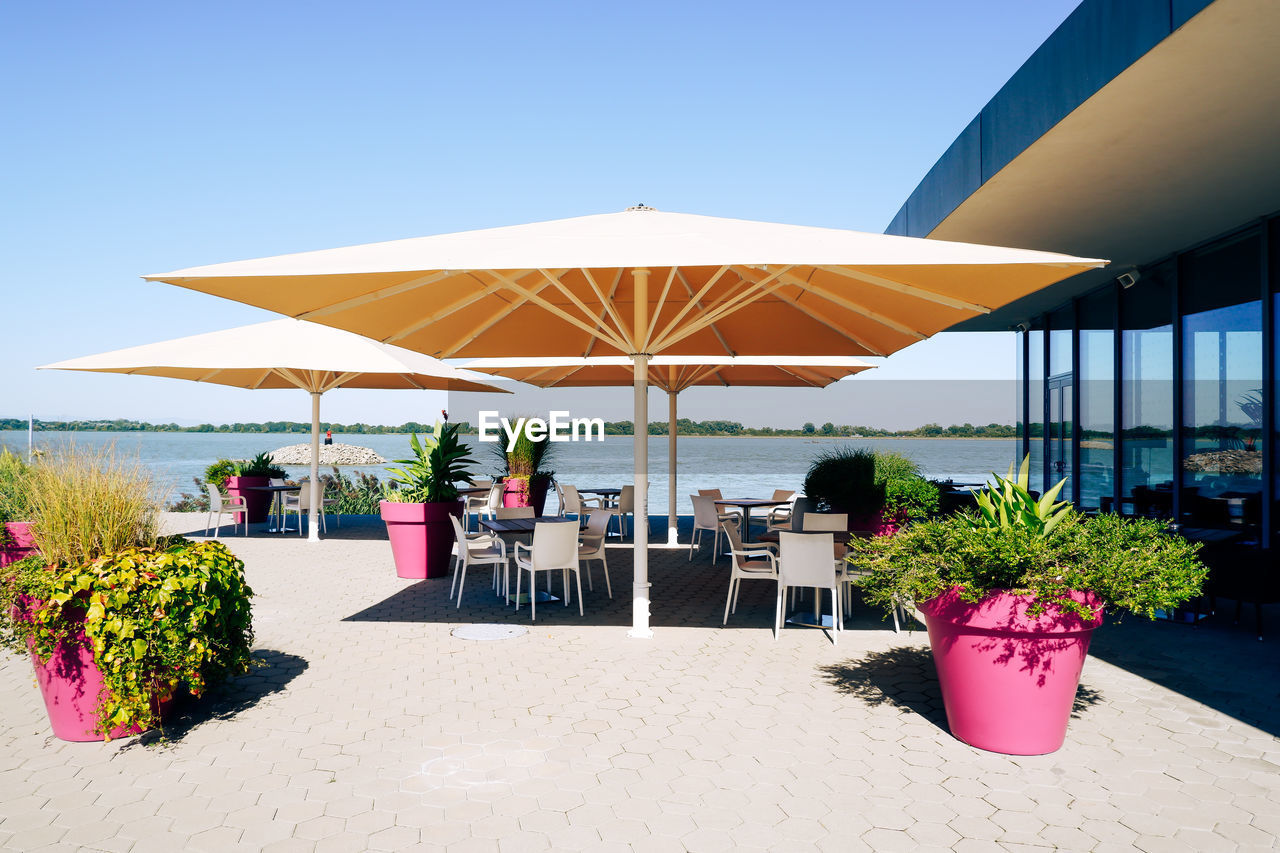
[
  {"xmin": 1, "ymin": 521, "xmax": 36, "ymax": 567},
  {"xmin": 918, "ymin": 587, "xmax": 1103, "ymax": 755},
  {"xmin": 225, "ymin": 476, "xmax": 271, "ymax": 524},
  {"xmin": 379, "ymin": 500, "xmax": 463, "ymax": 579},
  {"xmin": 502, "ymin": 478, "xmax": 530, "ymax": 509}
]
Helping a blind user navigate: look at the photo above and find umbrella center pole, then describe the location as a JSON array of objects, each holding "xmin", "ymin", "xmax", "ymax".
[
  {"xmin": 308, "ymin": 391, "xmax": 322, "ymax": 542},
  {"xmin": 628, "ymin": 267, "xmax": 653, "ymax": 639},
  {"xmin": 667, "ymin": 389, "xmax": 679, "ymax": 545}
]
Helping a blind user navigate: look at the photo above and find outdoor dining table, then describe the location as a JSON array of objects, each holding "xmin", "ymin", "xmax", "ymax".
[
  {"xmin": 477, "ymin": 517, "xmax": 578, "ymax": 604},
  {"xmin": 714, "ymin": 497, "xmax": 790, "ymax": 544},
  {"xmin": 245, "ymin": 483, "xmax": 302, "ymax": 533}
]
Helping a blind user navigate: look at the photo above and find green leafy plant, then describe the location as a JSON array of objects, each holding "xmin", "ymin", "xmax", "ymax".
[
  {"xmin": 232, "ymin": 452, "xmax": 286, "ymax": 479},
  {"xmin": 874, "ymin": 451, "xmax": 939, "ymax": 523},
  {"xmin": 848, "ymin": 510, "xmax": 1207, "ymax": 622},
  {"xmin": 24, "ymin": 444, "xmax": 160, "ymax": 567},
  {"xmin": 969, "ymin": 455, "xmax": 1070, "ymax": 538},
  {"xmin": 802, "ymin": 447, "xmax": 884, "ymax": 518},
  {"xmin": 0, "ymin": 448, "xmax": 36, "ymax": 525},
  {"xmin": 1, "ymin": 539, "xmax": 254, "ymax": 738},
  {"xmin": 203, "ymin": 458, "xmax": 237, "ymax": 490},
  {"xmin": 489, "ymin": 416, "xmax": 557, "ymax": 490},
  {"xmin": 386, "ymin": 420, "xmax": 477, "ymax": 503}
]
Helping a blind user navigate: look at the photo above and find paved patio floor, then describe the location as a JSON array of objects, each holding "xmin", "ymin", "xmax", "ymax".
[{"xmin": 1, "ymin": 513, "xmax": 1278, "ymax": 852}]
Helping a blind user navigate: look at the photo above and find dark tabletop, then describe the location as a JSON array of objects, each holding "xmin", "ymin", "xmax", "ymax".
[
  {"xmin": 243, "ymin": 484, "xmax": 301, "ymax": 492},
  {"xmin": 578, "ymin": 487, "xmax": 622, "ymax": 495},
  {"xmin": 714, "ymin": 498, "xmax": 789, "ymax": 508},
  {"xmin": 479, "ymin": 517, "xmax": 577, "ymax": 534}
]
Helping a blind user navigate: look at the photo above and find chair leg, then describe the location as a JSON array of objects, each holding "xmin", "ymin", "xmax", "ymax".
[
  {"xmin": 456, "ymin": 562, "xmax": 467, "ymax": 609},
  {"xmin": 515, "ymin": 566, "xmax": 523, "ymax": 613},
  {"xmin": 563, "ymin": 569, "xmax": 570, "ymax": 606},
  {"xmin": 688, "ymin": 528, "xmax": 698, "ymax": 561},
  {"xmin": 449, "ymin": 553, "xmax": 460, "ymax": 599},
  {"xmin": 602, "ymin": 554, "xmax": 611, "ymax": 599},
  {"xmin": 530, "ymin": 572, "xmax": 537, "ymax": 621},
  {"xmin": 831, "ymin": 589, "xmax": 839, "ymax": 646},
  {"xmin": 575, "ymin": 568, "xmax": 584, "ymax": 616},
  {"xmin": 731, "ymin": 576, "xmax": 742, "ymax": 614},
  {"xmin": 723, "ymin": 576, "xmax": 736, "ymax": 625},
  {"xmin": 774, "ymin": 586, "xmax": 784, "ymax": 640},
  {"xmin": 585, "ymin": 558, "xmax": 594, "ymax": 591}
]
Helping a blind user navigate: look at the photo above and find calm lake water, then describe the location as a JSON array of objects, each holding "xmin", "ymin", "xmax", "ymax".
[{"xmin": 0, "ymin": 431, "xmax": 1016, "ymax": 514}]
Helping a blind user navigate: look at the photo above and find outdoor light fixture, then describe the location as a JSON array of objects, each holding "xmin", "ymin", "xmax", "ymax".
[{"xmin": 1117, "ymin": 270, "xmax": 1140, "ymax": 289}]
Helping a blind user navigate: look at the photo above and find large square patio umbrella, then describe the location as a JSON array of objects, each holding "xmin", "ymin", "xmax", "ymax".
[
  {"xmin": 39, "ymin": 317, "xmax": 506, "ymax": 541},
  {"xmin": 460, "ymin": 355, "xmax": 876, "ymax": 544},
  {"xmin": 143, "ymin": 206, "xmax": 1106, "ymax": 635}
]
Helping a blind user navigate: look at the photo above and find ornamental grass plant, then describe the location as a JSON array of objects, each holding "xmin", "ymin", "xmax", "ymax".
[{"xmin": 25, "ymin": 444, "xmax": 161, "ymax": 567}]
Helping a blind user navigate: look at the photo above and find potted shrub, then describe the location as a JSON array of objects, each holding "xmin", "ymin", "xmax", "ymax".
[
  {"xmin": 224, "ymin": 452, "xmax": 286, "ymax": 525},
  {"xmin": 875, "ymin": 451, "xmax": 940, "ymax": 534},
  {"xmin": 380, "ymin": 420, "xmax": 476, "ymax": 579},
  {"xmin": 0, "ymin": 449, "xmax": 37, "ymax": 567},
  {"xmin": 490, "ymin": 421, "xmax": 557, "ymax": 516},
  {"xmin": 803, "ymin": 447, "xmax": 886, "ymax": 532},
  {"xmin": 846, "ymin": 457, "xmax": 1207, "ymax": 755},
  {"xmin": 0, "ymin": 446, "xmax": 254, "ymax": 741}
]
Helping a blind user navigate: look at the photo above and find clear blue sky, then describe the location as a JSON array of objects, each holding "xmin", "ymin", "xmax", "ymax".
[{"xmin": 0, "ymin": 0, "xmax": 1079, "ymax": 428}]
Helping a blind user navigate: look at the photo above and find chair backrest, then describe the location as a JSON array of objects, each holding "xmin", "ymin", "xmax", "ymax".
[
  {"xmin": 803, "ymin": 512, "xmax": 848, "ymax": 532},
  {"xmin": 486, "ymin": 483, "xmax": 505, "ymax": 511},
  {"xmin": 720, "ymin": 519, "xmax": 770, "ymax": 572},
  {"xmin": 269, "ymin": 477, "xmax": 285, "ymax": 487},
  {"xmin": 691, "ymin": 495, "xmax": 720, "ymax": 528},
  {"xmin": 448, "ymin": 513, "xmax": 467, "ymax": 545},
  {"xmin": 295, "ymin": 483, "xmax": 314, "ymax": 510},
  {"xmin": 532, "ymin": 521, "xmax": 579, "ymax": 568},
  {"xmin": 471, "ymin": 479, "xmax": 493, "ymax": 489},
  {"xmin": 771, "ymin": 489, "xmax": 795, "ymax": 502},
  {"xmin": 583, "ymin": 508, "xmax": 612, "ymax": 539},
  {"xmin": 791, "ymin": 497, "xmax": 816, "ymax": 531},
  {"xmin": 496, "ymin": 506, "xmax": 535, "ymax": 520},
  {"xmin": 617, "ymin": 485, "xmax": 634, "ymax": 512},
  {"xmin": 779, "ymin": 532, "xmax": 837, "ymax": 588},
  {"xmin": 698, "ymin": 488, "xmax": 723, "ymax": 499},
  {"xmin": 561, "ymin": 484, "xmax": 582, "ymax": 514},
  {"xmin": 206, "ymin": 483, "xmax": 224, "ymax": 511},
  {"xmin": 554, "ymin": 481, "xmax": 565, "ymax": 513}
]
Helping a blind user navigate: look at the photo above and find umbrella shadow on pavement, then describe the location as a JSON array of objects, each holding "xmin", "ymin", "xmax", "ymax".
[{"xmin": 124, "ymin": 649, "xmax": 308, "ymax": 747}]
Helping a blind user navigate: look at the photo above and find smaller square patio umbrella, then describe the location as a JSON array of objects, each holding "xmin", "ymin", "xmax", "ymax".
[
  {"xmin": 39, "ymin": 318, "xmax": 507, "ymax": 540},
  {"xmin": 460, "ymin": 355, "xmax": 875, "ymax": 543}
]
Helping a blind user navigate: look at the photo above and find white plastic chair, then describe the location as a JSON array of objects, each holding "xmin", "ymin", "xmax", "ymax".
[
  {"xmin": 777, "ymin": 532, "xmax": 842, "ymax": 644},
  {"xmin": 607, "ymin": 485, "xmax": 635, "ymax": 539},
  {"xmin": 765, "ymin": 490, "xmax": 798, "ymax": 533},
  {"xmin": 464, "ymin": 479, "xmax": 493, "ymax": 532},
  {"xmin": 721, "ymin": 519, "xmax": 778, "ymax": 625},
  {"xmin": 690, "ymin": 494, "xmax": 741, "ymax": 563},
  {"xmin": 514, "ymin": 522, "xmax": 582, "ymax": 620},
  {"xmin": 205, "ymin": 483, "xmax": 247, "ymax": 537},
  {"xmin": 448, "ymin": 514, "xmax": 508, "ymax": 606},
  {"xmin": 578, "ymin": 508, "xmax": 613, "ymax": 598},
  {"xmin": 559, "ymin": 484, "xmax": 601, "ymax": 528},
  {"xmin": 699, "ymin": 487, "xmax": 743, "ymax": 529},
  {"xmin": 283, "ymin": 483, "xmax": 330, "ymax": 535}
]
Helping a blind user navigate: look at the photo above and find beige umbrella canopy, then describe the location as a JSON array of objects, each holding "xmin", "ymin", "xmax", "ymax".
[
  {"xmin": 462, "ymin": 355, "xmax": 876, "ymax": 544},
  {"xmin": 39, "ymin": 318, "xmax": 507, "ymax": 541},
  {"xmin": 144, "ymin": 206, "xmax": 1107, "ymax": 635}
]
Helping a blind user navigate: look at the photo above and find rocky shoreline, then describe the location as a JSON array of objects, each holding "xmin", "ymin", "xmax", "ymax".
[{"xmin": 269, "ymin": 443, "xmax": 387, "ymax": 466}]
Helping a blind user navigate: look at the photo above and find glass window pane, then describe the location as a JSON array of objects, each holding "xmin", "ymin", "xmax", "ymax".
[
  {"xmin": 1121, "ymin": 262, "xmax": 1173, "ymax": 518},
  {"xmin": 1181, "ymin": 233, "xmax": 1263, "ymax": 530},
  {"xmin": 1079, "ymin": 288, "xmax": 1115, "ymax": 511},
  {"xmin": 1027, "ymin": 326, "xmax": 1044, "ymax": 496}
]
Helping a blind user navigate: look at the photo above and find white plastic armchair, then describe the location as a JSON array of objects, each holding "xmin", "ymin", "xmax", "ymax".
[
  {"xmin": 689, "ymin": 495, "xmax": 741, "ymax": 563},
  {"xmin": 464, "ymin": 479, "xmax": 493, "ymax": 532},
  {"xmin": 577, "ymin": 508, "xmax": 613, "ymax": 598},
  {"xmin": 205, "ymin": 483, "xmax": 247, "ymax": 537},
  {"xmin": 765, "ymin": 490, "xmax": 798, "ymax": 533},
  {"xmin": 447, "ymin": 514, "xmax": 508, "ymax": 606},
  {"xmin": 721, "ymin": 519, "xmax": 778, "ymax": 625},
  {"xmin": 514, "ymin": 522, "xmax": 583, "ymax": 621},
  {"xmin": 777, "ymin": 532, "xmax": 842, "ymax": 644}
]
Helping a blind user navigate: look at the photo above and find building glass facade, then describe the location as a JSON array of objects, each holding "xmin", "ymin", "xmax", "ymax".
[{"xmin": 1015, "ymin": 213, "xmax": 1277, "ymax": 554}]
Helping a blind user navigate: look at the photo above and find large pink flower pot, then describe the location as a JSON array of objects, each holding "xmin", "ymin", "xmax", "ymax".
[
  {"xmin": 918, "ymin": 587, "xmax": 1103, "ymax": 755},
  {"xmin": 379, "ymin": 500, "xmax": 462, "ymax": 579},
  {"xmin": 225, "ymin": 476, "xmax": 271, "ymax": 524},
  {"xmin": 30, "ymin": 635, "xmax": 151, "ymax": 741},
  {"xmin": 502, "ymin": 478, "xmax": 530, "ymax": 509},
  {"xmin": 1, "ymin": 521, "xmax": 36, "ymax": 567}
]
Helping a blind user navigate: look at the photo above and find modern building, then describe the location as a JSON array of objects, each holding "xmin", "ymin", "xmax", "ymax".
[{"xmin": 888, "ymin": 0, "xmax": 1278, "ymax": 558}]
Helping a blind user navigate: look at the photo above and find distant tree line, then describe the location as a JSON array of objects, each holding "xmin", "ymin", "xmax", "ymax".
[{"xmin": 2, "ymin": 417, "xmax": 1018, "ymax": 439}]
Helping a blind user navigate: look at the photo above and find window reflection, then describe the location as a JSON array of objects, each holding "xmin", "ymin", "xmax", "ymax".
[
  {"xmin": 1078, "ymin": 289, "xmax": 1115, "ymax": 511},
  {"xmin": 1121, "ymin": 263, "xmax": 1173, "ymax": 518}
]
